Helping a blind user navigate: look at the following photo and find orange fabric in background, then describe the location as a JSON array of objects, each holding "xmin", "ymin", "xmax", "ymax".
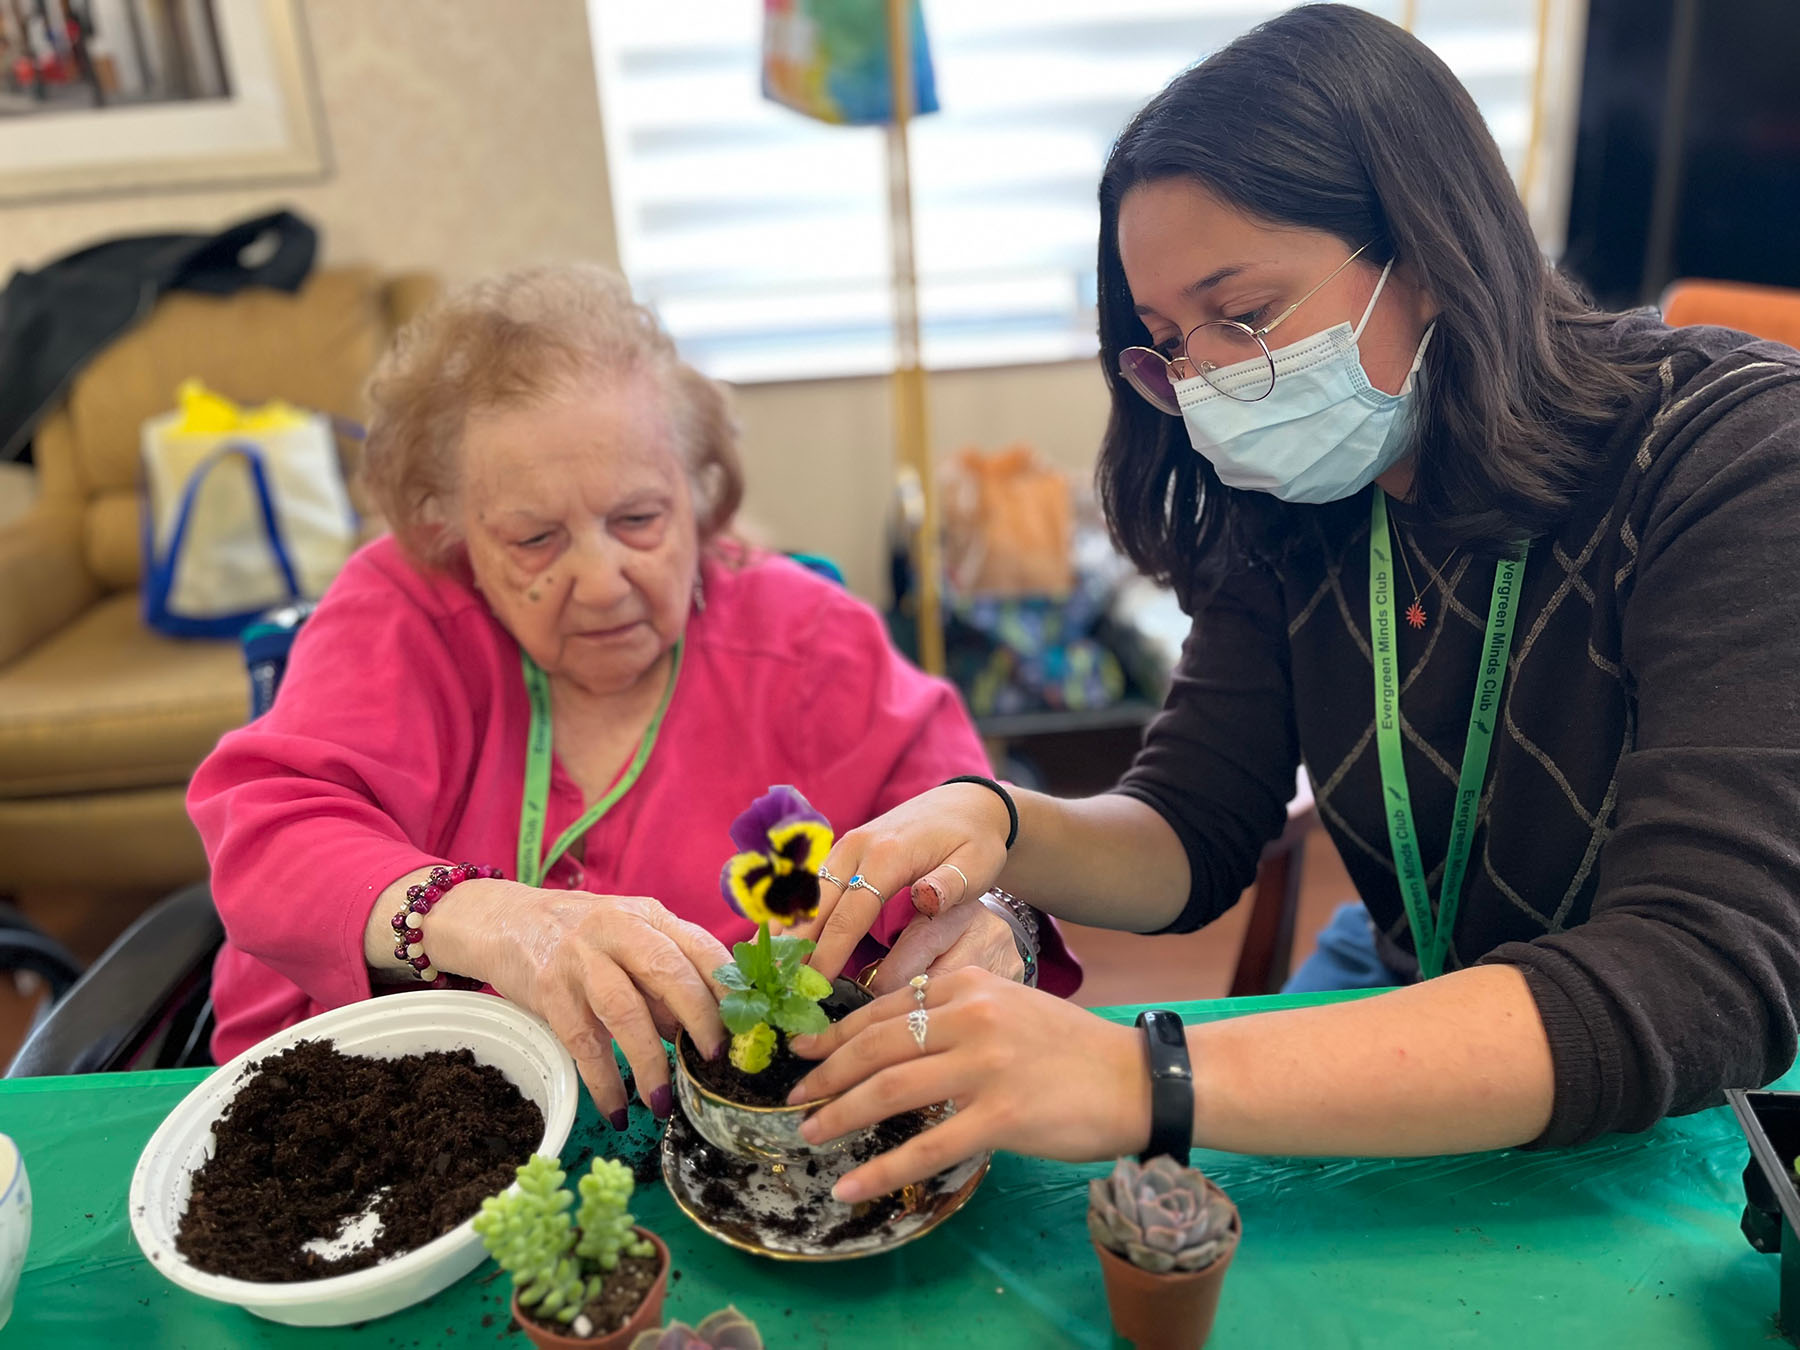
[
  {"xmin": 941, "ymin": 445, "xmax": 1074, "ymax": 597},
  {"xmin": 1663, "ymin": 280, "xmax": 1800, "ymax": 349}
]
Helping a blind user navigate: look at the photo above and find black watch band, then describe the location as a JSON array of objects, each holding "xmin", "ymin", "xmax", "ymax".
[{"xmin": 1135, "ymin": 1009, "xmax": 1194, "ymax": 1166}]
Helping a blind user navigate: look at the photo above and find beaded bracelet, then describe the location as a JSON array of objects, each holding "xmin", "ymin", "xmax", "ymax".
[{"xmin": 390, "ymin": 863, "xmax": 499, "ymax": 990}]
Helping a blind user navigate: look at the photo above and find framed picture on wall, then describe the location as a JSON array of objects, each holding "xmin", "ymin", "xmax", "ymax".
[{"xmin": 0, "ymin": 0, "xmax": 324, "ymax": 203}]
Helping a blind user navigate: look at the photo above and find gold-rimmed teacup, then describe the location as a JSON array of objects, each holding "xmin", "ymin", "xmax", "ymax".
[
  {"xmin": 672, "ymin": 977, "xmax": 878, "ymax": 1162},
  {"xmin": 672, "ymin": 1029, "xmax": 879, "ymax": 1162}
]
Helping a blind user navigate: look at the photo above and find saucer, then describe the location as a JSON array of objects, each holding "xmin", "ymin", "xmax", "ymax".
[{"xmin": 660, "ymin": 1102, "xmax": 988, "ymax": 1261}]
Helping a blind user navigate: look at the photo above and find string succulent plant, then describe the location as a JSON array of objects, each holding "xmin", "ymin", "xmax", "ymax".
[
  {"xmin": 629, "ymin": 1308, "xmax": 764, "ymax": 1350},
  {"xmin": 473, "ymin": 1154, "xmax": 655, "ymax": 1327},
  {"xmin": 1087, "ymin": 1155, "xmax": 1235, "ymax": 1274}
]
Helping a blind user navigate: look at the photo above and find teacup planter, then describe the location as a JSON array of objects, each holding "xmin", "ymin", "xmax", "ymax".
[
  {"xmin": 661, "ymin": 787, "xmax": 991, "ymax": 1260},
  {"xmin": 672, "ymin": 980, "xmax": 876, "ymax": 1162},
  {"xmin": 683, "ymin": 786, "xmax": 863, "ymax": 1162}
]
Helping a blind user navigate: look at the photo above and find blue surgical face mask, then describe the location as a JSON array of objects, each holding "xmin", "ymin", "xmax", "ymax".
[{"xmin": 1173, "ymin": 261, "xmax": 1434, "ymax": 504}]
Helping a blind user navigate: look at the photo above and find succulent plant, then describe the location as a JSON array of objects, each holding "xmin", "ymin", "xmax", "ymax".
[
  {"xmin": 1087, "ymin": 1155, "xmax": 1234, "ymax": 1275},
  {"xmin": 473, "ymin": 1155, "xmax": 654, "ymax": 1326},
  {"xmin": 629, "ymin": 1307, "xmax": 764, "ymax": 1350}
]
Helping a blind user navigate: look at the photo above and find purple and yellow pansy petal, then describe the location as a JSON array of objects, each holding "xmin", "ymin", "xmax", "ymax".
[
  {"xmin": 721, "ymin": 851, "xmax": 778, "ymax": 925},
  {"xmin": 759, "ymin": 868, "xmax": 824, "ymax": 924},
  {"xmin": 727, "ymin": 785, "xmax": 829, "ymax": 854},
  {"xmin": 768, "ymin": 819, "xmax": 834, "ymax": 875}
]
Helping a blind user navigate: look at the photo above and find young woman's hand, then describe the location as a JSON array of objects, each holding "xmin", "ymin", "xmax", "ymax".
[
  {"xmin": 788, "ymin": 968, "xmax": 1150, "ymax": 1203},
  {"xmin": 804, "ymin": 782, "xmax": 1014, "ymax": 980},
  {"xmin": 427, "ymin": 879, "xmax": 731, "ymax": 1128}
]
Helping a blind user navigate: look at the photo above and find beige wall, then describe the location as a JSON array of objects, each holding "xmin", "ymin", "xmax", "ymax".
[
  {"xmin": 3, "ymin": 0, "xmax": 1110, "ymax": 605},
  {"xmin": 1, "ymin": 0, "xmax": 617, "ymax": 283},
  {"xmin": 732, "ymin": 360, "xmax": 1112, "ymax": 601}
]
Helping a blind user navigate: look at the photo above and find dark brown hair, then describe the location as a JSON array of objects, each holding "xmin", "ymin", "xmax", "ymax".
[
  {"xmin": 362, "ymin": 264, "xmax": 743, "ymax": 568},
  {"xmin": 1096, "ymin": 4, "xmax": 1646, "ymax": 603}
]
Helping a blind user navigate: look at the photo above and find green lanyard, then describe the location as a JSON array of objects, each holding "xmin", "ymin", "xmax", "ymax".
[
  {"xmin": 1369, "ymin": 491, "xmax": 1523, "ymax": 979},
  {"xmin": 516, "ymin": 641, "xmax": 683, "ymax": 888}
]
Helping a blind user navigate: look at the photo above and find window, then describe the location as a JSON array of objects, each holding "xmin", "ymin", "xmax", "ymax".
[{"xmin": 587, "ymin": 1, "xmax": 1564, "ymax": 383}]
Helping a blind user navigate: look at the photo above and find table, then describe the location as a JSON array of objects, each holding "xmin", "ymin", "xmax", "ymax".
[{"xmin": 3, "ymin": 991, "xmax": 1788, "ymax": 1347}]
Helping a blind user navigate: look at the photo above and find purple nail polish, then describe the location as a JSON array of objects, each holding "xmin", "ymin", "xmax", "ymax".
[
  {"xmin": 708, "ymin": 1040, "xmax": 727, "ymax": 1062},
  {"xmin": 650, "ymin": 1084, "xmax": 673, "ymax": 1120},
  {"xmin": 609, "ymin": 1108, "xmax": 630, "ymax": 1132}
]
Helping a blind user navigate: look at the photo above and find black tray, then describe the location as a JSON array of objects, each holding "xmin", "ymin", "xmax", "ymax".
[{"xmin": 1728, "ymin": 1088, "xmax": 1800, "ymax": 1344}]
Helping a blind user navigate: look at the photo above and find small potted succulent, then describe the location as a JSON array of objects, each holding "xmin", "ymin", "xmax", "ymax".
[
  {"xmin": 675, "ymin": 786, "xmax": 873, "ymax": 1160},
  {"xmin": 473, "ymin": 1154, "xmax": 669, "ymax": 1349},
  {"xmin": 630, "ymin": 1308, "xmax": 763, "ymax": 1350},
  {"xmin": 1087, "ymin": 1156, "xmax": 1241, "ymax": 1350}
]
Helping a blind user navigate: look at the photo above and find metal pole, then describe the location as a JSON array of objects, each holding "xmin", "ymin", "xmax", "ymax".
[{"xmin": 885, "ymin": 0, "xmax": 945, "ymax": 675}]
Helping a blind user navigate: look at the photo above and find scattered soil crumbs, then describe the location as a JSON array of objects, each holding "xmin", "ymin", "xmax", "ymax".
[
  {"xmin": 672, "ymin": 1100, "xmax": 943, "ymax": 1246},
  {"xmin": 175, "ymin": 1039, "xmax": 541, "ymax": 1281}
]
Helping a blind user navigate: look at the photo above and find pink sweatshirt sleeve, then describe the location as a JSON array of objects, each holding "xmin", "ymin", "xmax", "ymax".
[
  {"xmin": 187, "ymin": 557, "xmax": 475, "ymax": 1012},
  {"xmin": 791, "ymin": 577, "xmax": 1081, "ymax": 996}
]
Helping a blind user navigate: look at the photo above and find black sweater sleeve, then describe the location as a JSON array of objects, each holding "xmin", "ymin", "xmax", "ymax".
[
  {"xmin": 1481, "ymin": 359, "xmax": 1800, "ymax": 1145},
  {"xmin": 1114, "ymin": 564, "xmax": 1300, "ymax": 934}
]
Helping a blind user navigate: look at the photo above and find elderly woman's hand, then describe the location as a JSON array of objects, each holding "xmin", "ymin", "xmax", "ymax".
[
  {"xmin": 426, "ymin": 880, "xmax": 731, "ymax": 1128},
  {"xmin": 788, "ymin": 969, "xmax": 1149, "ymax": 1203},
  {"xmin": 867, "ymin": 901, "xmax": 1025, "ymax": 994}
]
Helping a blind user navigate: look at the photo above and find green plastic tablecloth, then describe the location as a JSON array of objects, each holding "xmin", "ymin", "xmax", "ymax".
[{"xmin": 1, "ymin": 991, "xmax": 1788, "ymax": 1348}]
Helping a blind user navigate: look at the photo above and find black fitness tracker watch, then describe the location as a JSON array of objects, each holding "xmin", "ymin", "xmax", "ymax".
[{"xmin": 1135, "ymin": 1009, "xmax": 1194, "ymax": 1166}]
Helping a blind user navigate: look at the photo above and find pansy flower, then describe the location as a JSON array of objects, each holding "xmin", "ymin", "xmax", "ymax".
[{"xmin": 719, "ymin": 785, "xmax": 834, "ymax": 927}]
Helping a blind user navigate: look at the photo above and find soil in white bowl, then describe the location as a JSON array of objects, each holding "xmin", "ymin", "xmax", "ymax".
[{"xmin": 176, "ymin": 1039, "xmax": 541, "ymax": 1281}]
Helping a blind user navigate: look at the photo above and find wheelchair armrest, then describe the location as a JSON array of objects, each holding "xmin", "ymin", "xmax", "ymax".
[{"xmin": 6, "ymin": 882, "xmax": 224, "ymax": 1077}]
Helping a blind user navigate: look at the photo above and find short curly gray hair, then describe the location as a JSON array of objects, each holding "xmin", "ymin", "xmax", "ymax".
[{"xmin": 360, "ymin": 264, "xmax": 743, "ymax": 567}]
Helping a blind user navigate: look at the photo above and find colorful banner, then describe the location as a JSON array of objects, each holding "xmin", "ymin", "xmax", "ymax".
[{"xmin": 761, "ymin": 0, "xmax": 939, "ymax": 126}]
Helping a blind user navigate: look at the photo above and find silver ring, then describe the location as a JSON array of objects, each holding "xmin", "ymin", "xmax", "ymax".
[
  {"xmin": 909, "ymin": 972, "xmax": 929, "ymax": 1007},
  {"xmin": 907, "ymin": 1008, "xmax": 929, "ymax": 1054},
  {"xmin": 847, "ymin": 874, "xmax": 885, "ymax": 903},
  {"xmin": 818, "ymin": 866, "xmax": 847, "ymax": 889},
  {"xmin": 942, "ymin": 862, "xmax": 969, "ymax": 893}
]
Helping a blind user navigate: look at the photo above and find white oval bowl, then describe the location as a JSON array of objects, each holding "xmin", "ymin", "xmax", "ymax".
[{"xmin": 129, "ymin": 991, "xmax": 577, "ymax": 1327}]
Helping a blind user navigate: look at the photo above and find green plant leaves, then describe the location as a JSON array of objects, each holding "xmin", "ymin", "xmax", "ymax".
[
  {"xmin": 732, "ymin": 935, "xmax": 775, "ymax": 987},
  {"xmin": 791, "ymin": 964, "xmax": 833, "ymax": 1001},
  {"xmin": 720, "ymin": 926, "xmax": 829, "ymax": 1060},
  {"xmin": 768, "ymin": 992, "xmax": 831, "ymax": 1037},
  {"xmin": 769, "ymin": 934, "xmax": 817, "ymax": 977},
  {"xmin": 720, "ymin": 989, "xmax": 772, "ymax": 1035}
]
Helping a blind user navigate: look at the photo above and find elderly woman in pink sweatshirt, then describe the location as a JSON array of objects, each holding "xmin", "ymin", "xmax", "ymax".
[{"xmin": 187, "ymin": 265, "xmax": 1074, "ymax": 1127}]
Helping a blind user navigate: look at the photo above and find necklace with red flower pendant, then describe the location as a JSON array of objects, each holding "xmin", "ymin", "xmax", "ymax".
[{"xmin": 1390, "ymin": 519, "xmax": 1458, "ymax": 630}]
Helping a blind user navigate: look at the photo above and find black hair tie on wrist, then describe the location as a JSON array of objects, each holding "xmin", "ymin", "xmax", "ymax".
[{"xmin": 941, "ymin": 775, "xmax": 1019, "ymax": 850}]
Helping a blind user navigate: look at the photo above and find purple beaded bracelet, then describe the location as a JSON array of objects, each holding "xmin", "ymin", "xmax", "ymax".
[{"xmin": 390, "ymin": 863, "xmax": 500, "ymax": 990}]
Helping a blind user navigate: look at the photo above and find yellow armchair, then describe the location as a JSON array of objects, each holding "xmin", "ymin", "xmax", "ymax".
[{"xmin": 0, "ymin": 266, "xmax": 436, "ymax": 898}]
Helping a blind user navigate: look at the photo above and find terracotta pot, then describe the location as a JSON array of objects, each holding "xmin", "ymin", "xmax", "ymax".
[
  {"xmin": 1092, "ymin": 1191, "xmax": 1241, "ymax": 1350},
  {"xmin": 509, "ymin": 1228, "xmax": 669, "ymax": 1350}
]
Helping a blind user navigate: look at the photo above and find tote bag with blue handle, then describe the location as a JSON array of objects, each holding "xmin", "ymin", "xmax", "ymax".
[{"xmin": 140, "ymin": 398, "xmax": 358, "ymax": 638}]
